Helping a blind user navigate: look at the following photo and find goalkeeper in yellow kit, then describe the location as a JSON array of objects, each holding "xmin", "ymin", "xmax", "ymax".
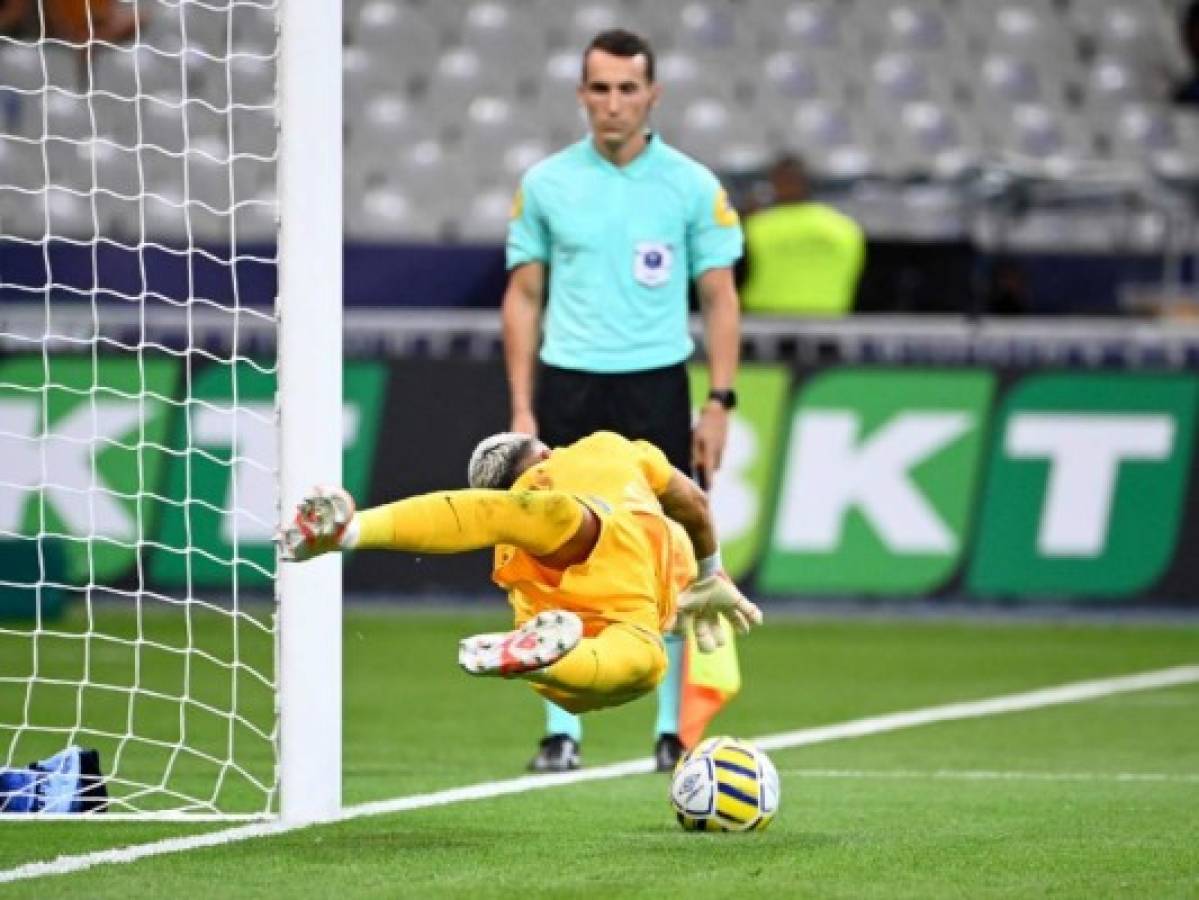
[{"xmin": 279, "ymin": 431, "xmax": 762, "ymax": 714}]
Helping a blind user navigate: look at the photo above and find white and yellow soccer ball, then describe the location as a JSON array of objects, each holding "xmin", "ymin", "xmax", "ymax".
[{"xmin": 669, "ymin": 736, "xmax": 780, "ymax": 832}]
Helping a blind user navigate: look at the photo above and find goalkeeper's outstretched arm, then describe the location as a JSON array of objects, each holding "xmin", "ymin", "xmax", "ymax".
[
  {"xmin": 656, "ymin": 469, "xmax": 764, "ymax": 651},
  {"xmin": 656, "ymin": 469, "xmax": 718, "ymax": 561},
  {"xmin": 278, "ymin": 486, "xmax": 599, "ymax": 568}
]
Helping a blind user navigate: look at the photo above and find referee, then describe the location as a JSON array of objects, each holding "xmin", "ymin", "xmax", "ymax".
[{"xmin": 501, "ymin": 29, "xmax": 743, "ymax": 773}]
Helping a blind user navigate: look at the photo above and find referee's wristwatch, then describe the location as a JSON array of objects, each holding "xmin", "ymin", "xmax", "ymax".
[{"xmin": 706, "ymin": 388, "xmax": 737, "ymax": 411}]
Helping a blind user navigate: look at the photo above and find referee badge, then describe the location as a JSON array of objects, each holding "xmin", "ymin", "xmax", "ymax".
[
  {"xmin": 633, "ymin": 241, "xmax": 674, "ymax": 287},
  {"xmin": 713, "ymin": 188, "xmax": 739, "ymax": 227}
]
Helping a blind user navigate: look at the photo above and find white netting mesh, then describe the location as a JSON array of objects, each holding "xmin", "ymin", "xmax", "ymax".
[{"xmin": 0, "ymin": 0, "xmax": 280, "ymax": 818}]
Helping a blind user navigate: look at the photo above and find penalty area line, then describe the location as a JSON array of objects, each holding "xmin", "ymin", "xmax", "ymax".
[{"xmin": 2, "ymin": 663, "xmax": 1197, "ymax": 886}]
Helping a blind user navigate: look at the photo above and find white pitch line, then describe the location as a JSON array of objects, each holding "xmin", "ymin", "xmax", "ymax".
[
  {"xmin": 778, "ymin": 769, "xmax": 1199, "ymax": 783},
  {"xmin": 2, "ymin": 663, "xmax": 1196, "ymax": 886}
]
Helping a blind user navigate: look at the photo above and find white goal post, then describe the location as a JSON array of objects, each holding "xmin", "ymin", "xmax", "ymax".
[
  {"xmin": 0, "ymin": 0, "xmax": 342, "ymax": 822},
  {"xmin": 277, "ymin": 0, "xmax": 342, "ymax": 824}
]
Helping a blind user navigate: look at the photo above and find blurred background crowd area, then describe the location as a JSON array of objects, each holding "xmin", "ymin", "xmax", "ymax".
[{"xmin": 0, "ymin": 0, "xmax": 1197, "ymax": 316}]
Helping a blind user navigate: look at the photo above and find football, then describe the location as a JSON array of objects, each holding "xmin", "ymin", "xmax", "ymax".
[{"xmin": 669, "ymin": 736, "xmax": 780, "ymax": 832}]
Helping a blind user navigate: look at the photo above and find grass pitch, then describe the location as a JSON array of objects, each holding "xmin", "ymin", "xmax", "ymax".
[{"xmin": 1, "ymin": 607, "xmax": 1197, "ymax": 898}]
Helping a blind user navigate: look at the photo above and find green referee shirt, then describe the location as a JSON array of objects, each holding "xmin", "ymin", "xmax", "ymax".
[{"xmin": 506, "ymin": 134, "xmax": 743, "ymax": 374}]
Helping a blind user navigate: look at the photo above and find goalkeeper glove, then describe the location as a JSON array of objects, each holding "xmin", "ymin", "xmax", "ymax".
[
  {"xmin": 277, "ymin": 485, "xmax": 356, "ymax": 562},
  {"xmin": 677, "ymin": 572, "xmax": 763, "ymax": 653}
]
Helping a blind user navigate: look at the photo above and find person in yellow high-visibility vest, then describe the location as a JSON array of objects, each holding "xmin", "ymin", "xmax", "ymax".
[{"xmin": 740, "ymin": 155, "xmax": 866, "ymax": 316}]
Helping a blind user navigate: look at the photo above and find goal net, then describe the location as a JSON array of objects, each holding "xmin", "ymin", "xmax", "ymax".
[{"xmin": 0, "ymin": 0, "xmax": 341, "ymax": 820}]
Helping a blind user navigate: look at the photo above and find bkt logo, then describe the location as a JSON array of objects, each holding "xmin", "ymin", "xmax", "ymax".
[
  {"xmin": 0, "ymin": 357, "xmax": 385, "ymax": 589},
  {"xmin": 706, "ymin": 368, "xmax": 1196, "ymax": 600}
]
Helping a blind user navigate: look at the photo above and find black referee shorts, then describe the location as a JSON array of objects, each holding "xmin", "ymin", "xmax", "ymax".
[{"xmin": 534, "ymin": 362, "xmax": 692, "ymax": 474}]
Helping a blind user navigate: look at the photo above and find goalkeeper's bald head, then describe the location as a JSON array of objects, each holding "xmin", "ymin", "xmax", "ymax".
[{"xmin": 467, "ymin": 432, "xmax": 549, "ymax": 490}]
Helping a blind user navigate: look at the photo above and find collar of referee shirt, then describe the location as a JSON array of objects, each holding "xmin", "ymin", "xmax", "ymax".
[{"xmin": 585, "ymin": 130, "xmax": 662, "ymax": 177}]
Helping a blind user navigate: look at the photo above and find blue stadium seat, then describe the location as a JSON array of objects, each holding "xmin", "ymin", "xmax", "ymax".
[
  {"xmin": 757, "ymin": 51, "xmax": 851, "ymax": 107},
  {"xmin": 762, "ymin": 1, "xmax": 852, "ymax": 53},
  {"xmin": 857, "ymin": 1, "xmax": 963, "ymax": 55},
  {"xmin": 892, "ymin": 102, "xmax": 983, "ymax": 178},
  {"xmin": 781, "ymin": 100, "xmax": 880, "ymax": 178}
]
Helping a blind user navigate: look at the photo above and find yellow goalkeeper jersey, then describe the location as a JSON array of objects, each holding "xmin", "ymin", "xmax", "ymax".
[{"xmin": 492, "ymin": 431, "xmax": 697, "ymax": 634}]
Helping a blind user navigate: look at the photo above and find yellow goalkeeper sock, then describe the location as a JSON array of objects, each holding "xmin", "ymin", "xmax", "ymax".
[{"xmin": 351, "ymin": 489, "xmax": 582, "ymax": 556}]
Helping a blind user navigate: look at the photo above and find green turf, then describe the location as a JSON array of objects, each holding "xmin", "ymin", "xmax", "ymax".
[{"xmin": 2, "ymin": 608, "xmax": 1197, "ymax": 897}]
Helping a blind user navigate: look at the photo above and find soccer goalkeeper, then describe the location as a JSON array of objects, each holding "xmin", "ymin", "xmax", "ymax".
[{"xmin": 278, "ymin": 430, "xmax": 762, "ymax": 714}]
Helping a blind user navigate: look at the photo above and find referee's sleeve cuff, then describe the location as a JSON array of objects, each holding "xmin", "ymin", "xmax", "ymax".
[
  {"xmin": 690, "ymin": 259, "xmax": 739, "ymax": 278},
  {"xmin": 506, "ymin": 252, "xmax": 549, "ymax": 271}
]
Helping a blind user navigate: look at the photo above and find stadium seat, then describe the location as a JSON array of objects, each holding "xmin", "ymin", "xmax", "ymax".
[
  {"xmin": 230, "ymin": 2, "xmax": 278, "ymax": 52},
  {"xmin": 756, "ymin": 51, "xmax": 851, "ymax": 107},
  {"xmin": 761, "ymin": 1, "xmax": 852, "ymax": 53},
  {"xmin": 867, "ymin": 53, "xmax": 957, "ymax": 106},
  {"xmin": 40, "ymin": 90, "xmax": 97, "ymax": 144},
  {"xmin": 459, "ymin": 95, "xmax": 530, "ymax": 154},
  {"xmin": 140, "ymin": 178, "xmax": 226, "ymax": 242},
  {"xmin": 455, "ymin": 186, "xmax": 515, "ymax": 241},
  {"xmin": 423, "ymin": 47, "xmax": 518, "ymax": 119},
  {"xmin": 855, "ymin": 0, "xmax": 963, "ymax": 55},
  {"xmin": 500, "ymin": 137, "xmax": 552, "ymax": 180},
  {"xmin": 1081, "ymin": 55, "xmax": 1168, "ymax": 109},
  {"xmin": 781, "ymin": 100, "xmax": 880, "ymax": 178},
  {"xmin": 962, "ymin": 1, "xmax": 1075, "ymax": 62},
  {"xmin": 225, "ymin": 52, "xmax": 276, "ymax": 109},
  {"xmin": 346, "ymin": 177, "xmax": 441, "ymax": 241},
  {"xmin": 350, "ymin": 1, "xmax": 442, "ymax": 78},
  {"xmin": 387, "ymin": 138, "xmax": 471, "ymax": 209},
  {"xmin": 0, "ymin": 42, "xmax": 76, "ymax": 95},
  {"xmin": 667, "ymin": 96, "xmax": 750, "ymax": 169},
  {"xmin": 175, "ymin": 1, "xmax": 234, "ymax": 57},
  {"xmin": 91, "ymin": 43, "xmax": 196, "ymax": 102},
  {"xmin": 1069, "ymin": 0, "xmax": 1180, "ymax": 66},
  {"xmin": 555, "ymin": 2, "xmax": 642, "ymax": 49},
  {"xmin": 10, "ymin": 185, "xmax": 98, "ymax": 239},
  {"xmin": 667, "ymin": 1, "xmax": 756, "ymax": 58},
  {"xmin": 993, "ymin": 103, "xmax": 1097, "ymax": 170},
  {"xmin": 184, "ymin": 134, "xmax": 233, "ymax": 208},
  {"xmin": 891, "ymin": 101, "xmax": 984, "ymax": 179},
  {"xmin": 227, "ymin": 105, "xmax": 276, "ymax": 160},
  {"xmin": 655, "ymin": 50, "xmax": 736, "ymax": 104},
  {"xmin": 134, "ymin": 94, "xmax": 190, "ymax": 155},
  {"xmin": 41, "ymin": 139, "xmax": 89, "ymax": 194},
  {"xmin": 970, "ymin": 53, "xmax": 1071, "ymax": 109},
  {"xmin": 1118, "ymin": 103, "xmax": 1178, "ymax": 151},
  {"xmin": 0, "ymin": 42, "xmax": 42, "ymax": 97},
  {"xmin": 536, "ymin": 50, "xmax": 587, "ymax": 142},
  {"xmin": 0, "ymin": 133, "xmax": 45, "ymax": 189},
  {"xmin": 353, "ymin": 92, "xmax": 422, "ymax": 160},
  {"xmin": 344, "ymin": 46, "xmax": 388, "ymax": 108},
  {"xmin": 232, "ymin": 187, "xmax": 278, "ymax": 242},
  {"xmin": 458, "ymin": 1, "xmax": 546, "ymax": 79},
  {"xmin": 132, "ymin": 7, "xmax": 192, "ymax": 54},
  {"xmin": 137, "ymin": 184, "xmax": 184, "ymax": 240}
]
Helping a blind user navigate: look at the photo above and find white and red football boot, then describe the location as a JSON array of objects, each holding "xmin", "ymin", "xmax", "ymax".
[{"xmin": 458, "ymin": 610, "xmax": 583, "ymax": 677}]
